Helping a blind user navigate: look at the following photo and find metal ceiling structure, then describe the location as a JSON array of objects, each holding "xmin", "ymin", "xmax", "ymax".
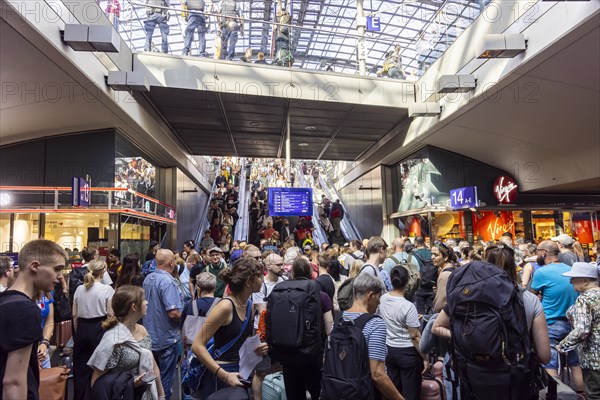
[{"xmin": 107, "ymin": 0, "xmax": 485, "ymax": 76}]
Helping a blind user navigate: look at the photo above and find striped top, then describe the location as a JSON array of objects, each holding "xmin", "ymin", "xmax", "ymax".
[{"xmin": 342, "ymin": 311, "xmax": 388, "ymax": 361}]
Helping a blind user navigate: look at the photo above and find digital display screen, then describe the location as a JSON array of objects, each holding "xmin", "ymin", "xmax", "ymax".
[{"xmin": 268, "ymin": 187, "xmax": 313, "ymax": 216}]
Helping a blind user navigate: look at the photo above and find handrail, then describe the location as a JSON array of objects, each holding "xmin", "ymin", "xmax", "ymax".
[
  {"xmin": 318, "ymin": 165, "xmax": 362, "ymax": 241},
  {"xmin": 234, "ymin": 158, "xmax": 249, "ymax": 242},
  {"xmin": 195, "ymin": 159, "xmax": 222, "ymax": 246}
]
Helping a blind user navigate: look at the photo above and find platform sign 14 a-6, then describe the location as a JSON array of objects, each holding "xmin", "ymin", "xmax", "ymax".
[{"xmin": 450, "ymin": 186, "xmax": 478, "ymax": 210}]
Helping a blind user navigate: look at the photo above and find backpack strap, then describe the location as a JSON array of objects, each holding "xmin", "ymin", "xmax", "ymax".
[
  {"xmin": 389, "ymin": 255, "xmax": 401, "ymax": 265},
  {"xmin": 193, "ymin": 297, "xmax": 221, "ymax": 317},
  {"xmin": 353, "ymin": 313, "xmax": 380, "ymax": 330},
  {"xmin": 213, "ymin": 299, "xmax": 252, "ymax": 359},
  {"xmin": 360, "ymin": 264, "xmax": 378, "ymax": 277}
]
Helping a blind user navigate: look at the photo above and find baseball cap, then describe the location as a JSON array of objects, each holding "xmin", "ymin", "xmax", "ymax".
[
  {"xmin": 562, "ymin": 262, "xmax": 599, "ymax": 280},
  {"xmin": 303, "ymin": 244, "xmax": 312, "ymax": 250},
  {"xmin": 149, "ymin": 240, "xmax": 159, "ymax": 248},
  {"xmin": 265, "ymin": 253, "xmax": 284, "ymax": 266},
  {"xmin": 208, "ymin": 246, "xmax": 223, "ymax": 254},
  {"xmin": 551, "ymin": 234, "xmax": 574, "ymax": 246}
]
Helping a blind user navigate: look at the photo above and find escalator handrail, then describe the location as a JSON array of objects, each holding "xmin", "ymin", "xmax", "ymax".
[
  {"xmin": 294, "ymin": 165, "xmax": 327, "ymax": 247},
  {"xmin": 318, "ymin": 165, "xmax": 362, "ymax": 241},
  {"xmin": 195, "ymin": 159, "xmax": 222, "ymax": 246},
  {"xmin": 234, "ymin": 158, "xmax": 249, "ymax": 242}
]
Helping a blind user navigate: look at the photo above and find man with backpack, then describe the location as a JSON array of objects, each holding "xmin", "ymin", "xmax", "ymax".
[
  {"xmin": 266, "ymin": 258, "xmax": 327, "ymax": 400},
  {"xmin": 68, "ymin": 246, "xmax": 112, "ymax": 305},
  {"xmin": 342, "ymin": 240, "xmax": 365, "ymax": 272},
  {"xmin": 322, "ymin": 273, "xmax": 405, "ymax": 400},
  {"xmin": 381, "ymin": 238, "xmax": 420, "ymax": 300},
  {"xmin": 432, "ymin": 260, "xmax": 551, "ymax": 400},
  {"xmin": 411, "ymin": 237, "xmax": 437, "ymax": 315}
]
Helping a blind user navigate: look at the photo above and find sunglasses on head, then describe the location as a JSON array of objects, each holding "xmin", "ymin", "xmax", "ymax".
[{"xmin": 434, "ymin": 241, "xmax": 452, "ymax": 254}]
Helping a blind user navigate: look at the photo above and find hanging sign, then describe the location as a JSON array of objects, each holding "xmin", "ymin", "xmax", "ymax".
[{"xmin": 493, "ymin": 176, "xmax": 518, "ymax": 204}]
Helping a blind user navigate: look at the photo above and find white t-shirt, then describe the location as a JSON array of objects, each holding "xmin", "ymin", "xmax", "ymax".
[
  {"xmin": 81, "ymin": 263, "xmax": 113, "ymax": 286},
  {"xmin": 252, "ymin": 277, "xmax": 284, "ymax": 329},
  {"xmin": 377, "ymin": 293, "xmax": 421, "ymax": 348},
  {"xmin": 73, "ymin": 282, "xmax": 115, "ymax": 318}
]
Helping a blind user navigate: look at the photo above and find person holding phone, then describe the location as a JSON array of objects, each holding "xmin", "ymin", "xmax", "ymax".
[{"xmin": 89, "ymin": 285, "xmax": 165, "ymax": 400}]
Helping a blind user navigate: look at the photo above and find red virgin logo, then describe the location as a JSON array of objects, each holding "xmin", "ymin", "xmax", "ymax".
[{"xmin": 493, "ymin": 176, "xmax": 518, "ymax": 204}]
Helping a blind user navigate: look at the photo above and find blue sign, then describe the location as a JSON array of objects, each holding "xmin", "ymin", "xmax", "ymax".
[
  {"xmin": 366, "ymin": 16, "xmax": 381, "ymax": 32},
  {"xmin": 72, "ymin": 177, "xmax": 91, "ymax": 207},
  {"xmin": 268, "ymin": 187, "xmax": 313, "ymax": 217},
  {"xmin": 449, "ymin": 186, "xmax": 478, "ymax": 209}
]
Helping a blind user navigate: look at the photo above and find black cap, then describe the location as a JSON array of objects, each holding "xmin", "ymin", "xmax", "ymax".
[{"xmin": 149, "ymin": 240, "xmax": 159, "ymax": 248}]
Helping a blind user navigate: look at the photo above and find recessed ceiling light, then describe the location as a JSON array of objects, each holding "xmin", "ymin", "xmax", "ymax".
[
  {"xmin": 304, "ymin": 126, "xmax": 317, "ymax": 131},
  {"xmin": 299, "ymin": 143, "xmax": 309, "ymax": 147},
  {"xmin": 249, "ymin": 121, "xmax": 261, "ymax": 127}
]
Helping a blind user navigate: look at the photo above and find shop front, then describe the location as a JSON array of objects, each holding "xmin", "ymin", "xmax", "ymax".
[
  {"xmin": 390, "ymin": 146, "xmax": 600, "ymax": 256},
  {"xmin": 0, "ymin": 186, "xmax": 176, "ymax": 271}
]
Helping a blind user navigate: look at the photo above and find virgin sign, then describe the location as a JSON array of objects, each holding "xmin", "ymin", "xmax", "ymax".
[{"xmin": 493, "ymin": 176, "xmax": 518, "ymax": 204}]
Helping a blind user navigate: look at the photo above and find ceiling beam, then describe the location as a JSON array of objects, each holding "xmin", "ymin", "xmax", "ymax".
[
  {"xmin": 317, "ymin": 105, "xmax": 356, "ymax": 160},
  {"xmin": 277, "ymin": 100, "xmax": 292, "ymax": 159}
]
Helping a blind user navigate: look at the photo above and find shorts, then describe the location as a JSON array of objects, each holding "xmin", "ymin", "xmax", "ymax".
[
  {"xmin": 255, "ymin": 355, "xmax": 272, "ymax": 373},
  {"xmin": 544, "ymin": 319, "xmax": 580, "ymax": 370}
]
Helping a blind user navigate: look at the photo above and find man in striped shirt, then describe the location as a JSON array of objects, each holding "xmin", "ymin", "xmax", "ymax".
[{"xmin": 343, "ymin": 273, "xmax": 405, "ymax": 400}]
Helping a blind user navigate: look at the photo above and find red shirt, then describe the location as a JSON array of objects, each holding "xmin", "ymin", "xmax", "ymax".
[{"xmin": 262, "ymin": 227, "xmax": 275, "ymax": 239}]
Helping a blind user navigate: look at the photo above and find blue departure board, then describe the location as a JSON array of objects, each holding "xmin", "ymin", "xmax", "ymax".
[{"xmin": 268, "ymin": 187, "xmax": 313, "ymax": 216}]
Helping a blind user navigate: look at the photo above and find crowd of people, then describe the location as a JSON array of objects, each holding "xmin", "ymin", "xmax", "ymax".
[
  {"xmin": 115, "ymin": 157, "xmax": 157, "ymax": 197},
  {"xmin": 1, "ymin": 232, "xmax": 598, "ymax": 400}
]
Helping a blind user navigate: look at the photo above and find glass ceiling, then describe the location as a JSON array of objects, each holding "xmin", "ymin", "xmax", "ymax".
[{"xmin": 103, "ymin": 0, "xmax": 488, "ymax": 77}]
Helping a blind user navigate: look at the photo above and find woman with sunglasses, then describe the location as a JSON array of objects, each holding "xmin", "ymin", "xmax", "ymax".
[{"xmin": 432, "ymin": 241, "xmax": 458, "ymax": 313}]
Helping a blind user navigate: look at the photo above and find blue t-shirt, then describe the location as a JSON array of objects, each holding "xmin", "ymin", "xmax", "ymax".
[
  {"xmin": 37, "ymin": 291, "xmax": 54, "ymax": 329},
  {"xmin": 531, "ymin": 262, "xmax": 578, "ymax": 324},
  {"xmin": 143, "ymin": 269, "xmax": 183, "ymax": 351}
]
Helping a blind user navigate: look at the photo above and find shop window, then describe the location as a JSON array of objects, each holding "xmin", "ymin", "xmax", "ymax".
[
  {"xmin": 531, "ymin": 211, "xmax": 558, "ymax": 241},
  {"xmin": 44, "ymin": 213, "xmax": 112, "ymax": 251},
  {"xmin": 6, "ymin": 213, "xmax": 39, "ymax": 252},
  {"xmin": 432, "ymin": 211, "xmax": 465, "ymax": 241},
  {"xmin": 115, "ymin": 157, "xmax": 156, "ymax": 197},
  {"xmin": 472, "ymin": 211, "xmax": 515, "ymax": 242}
]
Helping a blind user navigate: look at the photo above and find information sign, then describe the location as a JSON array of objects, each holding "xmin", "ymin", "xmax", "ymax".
[
  {"xmin": 268, "ymin": 188, "xmax": 313, "ymax": 217},
  {"xmin": 72, "ymin": 177, "xmax": 91, "ymax": 207},
  {"xmin": 449, "ymin": 186, "xmax": 478, "ymax": 209},
  {"xmin": 366, "ymin": 16, "xmax": 381, "ymax": 32}
]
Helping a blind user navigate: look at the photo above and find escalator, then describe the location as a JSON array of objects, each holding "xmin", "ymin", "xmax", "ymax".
[
  {"xmin": 194, "ymin": 158, "xmax": 222, "ymax": 247},
  {"xmin": 318, "ymin": 163, "xmax": 362, "ymax": 242},
  {"xmin": 293, "ymin": 164, "xmax": 329, "ymax": 248}
]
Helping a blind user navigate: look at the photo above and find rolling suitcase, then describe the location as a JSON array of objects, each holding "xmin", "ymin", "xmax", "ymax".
[
  {"xmin": 54, "ymin": 320, "xmax": 73, "ymax": 348},
  {"xmin": 263, "ymin": 372, "xmax": 287, "ymax": 400},
  {"xmin": 421, "ymin": 360, "xmax": 445, "ymax": 400}
]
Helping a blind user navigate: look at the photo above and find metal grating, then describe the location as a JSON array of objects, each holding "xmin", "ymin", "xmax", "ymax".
[{"xmin": 103, "ymin": 0, "xmax": 487, "ymax": 77}]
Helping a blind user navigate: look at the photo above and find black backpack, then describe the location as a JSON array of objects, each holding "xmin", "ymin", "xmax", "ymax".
[
  {"xmin": 412, "ymin": 252, "xmax": 438, "ymax": 289},
  {"xmin": 446, "ymin": 261, "xmax": 536, "ymax": 399},
  {"xmin": 266, "ymin": 278, "xmax": 323, "ymax": 365},
  {"xmin": 321, "ymin": 314, "xmax": 379, "ymax": 400},
  {"xmin": 68, "ymin": 266, "xmax": 88, "ymax": 305}
]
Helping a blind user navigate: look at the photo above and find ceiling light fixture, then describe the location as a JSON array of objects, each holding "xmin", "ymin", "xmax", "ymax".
[
  {"xmin": 476, "ymin": 34, "xmax": 526, "ymax": 59},
  {"xmin": 249, "ymin": 121, "xmax": 261, "ymax": 127},
  {"xmin": 299, "ymin": 143, "xmax": 309, "ymax": 147},
  {"xmin": 304, "ymin": 126, "xmax": 317, "ymax": 131}
]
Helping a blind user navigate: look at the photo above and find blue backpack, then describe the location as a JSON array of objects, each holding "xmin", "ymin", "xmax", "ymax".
[
  {"xmin": 141, "ymin": 259, "xmax": 156, "ymax": 276},
  {"xmin": 181, "ymin": 300, "xmax": 252, "ymax": 393}
]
